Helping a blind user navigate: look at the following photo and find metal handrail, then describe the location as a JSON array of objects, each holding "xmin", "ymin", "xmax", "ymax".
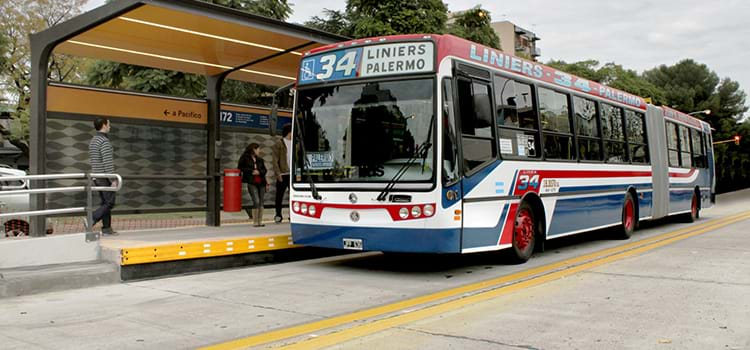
[{"xmin": 0, "ymin": 173, "xmax": 122, "ymax": 241}]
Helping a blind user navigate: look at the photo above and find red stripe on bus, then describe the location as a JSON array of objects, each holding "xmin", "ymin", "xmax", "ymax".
[
  {"xmin": 668, "ymin": 168, "xmax": 697, "ymax": 178},
  {"xmin": 498, "ymin": 203, "xmax": 518, "ymax": 245}
]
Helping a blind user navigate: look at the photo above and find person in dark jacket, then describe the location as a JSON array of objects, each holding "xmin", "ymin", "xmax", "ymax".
[{"xmin": 238, "ymin": 143, "xmax": 268, "ymax": 227}]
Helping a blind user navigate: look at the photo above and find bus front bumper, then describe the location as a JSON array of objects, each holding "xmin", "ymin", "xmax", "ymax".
[{"xmin": 291, "ymin": 223, "xmax": 461, "ymax": 253}]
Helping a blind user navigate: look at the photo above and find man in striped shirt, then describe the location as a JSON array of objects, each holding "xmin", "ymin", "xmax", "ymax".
[{"xmin": 89, "ymin": 117, "xmax": 118, "ymax": 235}]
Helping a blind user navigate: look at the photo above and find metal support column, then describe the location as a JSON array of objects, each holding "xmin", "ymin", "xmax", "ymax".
[
  {"xmin": 29, "ymin": 40, "xmax": 53, "ymax": 237},
  {"xmin": 205, "ymin": 75, "xmax": 223, "ymax": 226}
]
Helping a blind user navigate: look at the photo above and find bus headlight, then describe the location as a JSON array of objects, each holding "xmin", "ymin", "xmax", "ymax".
[
  {"xmin": 411, "ymin": 206, "xmax": 422, "ymax": 218},
  {"xmin": 308, "ymin": 205, "xmax": 316, "ymax": 216},
  {"xmin": 423, "ymin": 204, "xmax": 434, "ymax": 217},
  {"xmin": 399, "ymin": 207, "xmax": 409, "ymax": 219},
  {"xmin": 301, "ymin": 203, "xmax": 308, "ymax": 214},
  {"xmin": 292, "ymin": 202, "xmax": 300, "ymax": 212}
]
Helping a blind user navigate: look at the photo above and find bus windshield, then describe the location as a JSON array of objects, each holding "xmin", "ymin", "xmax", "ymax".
[{"xmin": 294, "ymin": 78, "xmax": 435, "ymax": 184}]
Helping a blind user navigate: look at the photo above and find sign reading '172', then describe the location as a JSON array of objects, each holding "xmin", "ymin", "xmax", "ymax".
[{"xmin": 298, "ymin": 42, "xmax": 434, "ymax": 85}]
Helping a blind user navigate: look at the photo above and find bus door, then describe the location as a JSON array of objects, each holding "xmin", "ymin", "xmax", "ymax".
[{"xmin": 451, "ymin": 70, "xmax": 498, "ymax": 250}]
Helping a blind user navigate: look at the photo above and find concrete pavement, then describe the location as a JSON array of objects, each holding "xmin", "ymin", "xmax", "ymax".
[{"xmin": 0, "ymin": 190, "xmax": 748, "ymax": 349}]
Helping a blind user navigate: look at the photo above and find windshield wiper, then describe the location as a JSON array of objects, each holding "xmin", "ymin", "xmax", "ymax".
[
  {"xmin": 376, "ymin": 114, "xmax": 436, "ymax": 202},
  {"xmin": 293, "ymin": 114, "xmax": 321, "ymax": 200}
]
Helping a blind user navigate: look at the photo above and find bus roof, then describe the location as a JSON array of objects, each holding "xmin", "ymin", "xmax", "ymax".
[
  {"xmin": 661, "ymin": 106, "xmax": 709, "ymax": 131},
  {"xmin": 301, "ymin": 34, "xmax": 708, "ymax": 128}
]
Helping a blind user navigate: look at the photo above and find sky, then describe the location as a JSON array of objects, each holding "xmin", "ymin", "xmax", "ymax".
[{"xmin": 84, "ymin": 0, "xmax": 750, "ymax": 117}]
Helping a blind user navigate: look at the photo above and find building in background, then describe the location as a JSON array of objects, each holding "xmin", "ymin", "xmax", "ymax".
[{"xmin": 490, "ymin": 21, "xmax": 541, "ymax": 61}]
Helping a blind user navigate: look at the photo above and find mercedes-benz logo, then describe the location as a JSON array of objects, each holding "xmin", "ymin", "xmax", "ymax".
[
  {"xmin": 350, "ymin": 211, "xmax": 360, "ymax": 222},
  {"xmin": 349, "ymin": 193, "xmax": 358, "ymax": 204}
]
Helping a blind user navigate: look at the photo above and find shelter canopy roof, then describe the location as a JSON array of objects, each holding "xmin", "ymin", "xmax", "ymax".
[{"xmin": 51, "ymin": 1, "xmax": 348, "ymax": 86}]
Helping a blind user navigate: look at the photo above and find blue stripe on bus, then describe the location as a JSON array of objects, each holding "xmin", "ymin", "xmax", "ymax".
[
  {"xmin": 669, "ymin": 188, "xmax": 695, "ymax": 213},
  {"xmin": 442, "ymin": 160, "xmax": 502, "ymax": 209},
  {"xmin": 558, "ymin": 183, "xmax": 652, "ymax": 193},
  {"xmin": 547, "ymin": 191, "xmax": 654, "ymax": 237},
  {"xmin": 461, "ymin": 203, "xmax": 508, "ymax": 249},
  {"xmin": 291, "ymin": 224, "xmax": 462, "ymax": 253}
]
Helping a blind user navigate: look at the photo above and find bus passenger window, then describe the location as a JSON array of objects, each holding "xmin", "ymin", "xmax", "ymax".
[
  {"xmin": 573, "ymin": 96, "xmax": 603, "ymax": 161},
  {"xmin": 539, "ymin": 87, "xmax": 574, "ymax": 160},
  {"xmin": 457, "ymin": 78, "xmax": 496, "ymax": 172},
  {"xmin": 626, "ymin": 110, "xmax": 649, "ymax": 164},
  {"xmin": 494, "ymin": 77, "xmax": 518, "ymax": 127},
  {"xmin": 601, "ymin": 103, "xmax": 628, "ymax": 163},
  {"xmin": 666, "ymin": 122, "xmax": 680, "ymax": 167},
  {"xmin": 494, "ymin": 76, "xmax": 539, "ymax": 159},
  {"xmin": 442, "ymin": 79, "xmax": 460, "ymax": 183},
  {"xmin": 691, "ymin": 128, "xmax": 706, "ymax": 168},
  {"xmin": 679, "ymin": 125, "xmax": 692, "ymax": 168}
]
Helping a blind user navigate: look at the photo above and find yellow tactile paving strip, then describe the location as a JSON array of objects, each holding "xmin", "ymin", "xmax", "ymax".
[{"xmin": 120, "ymin": 233, "xmax": 296, "ymax": 265}]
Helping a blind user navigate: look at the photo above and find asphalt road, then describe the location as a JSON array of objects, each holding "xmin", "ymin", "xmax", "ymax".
[{"xmin": 1, "ymin": 190, "xmax": 748, "ymax": 349}]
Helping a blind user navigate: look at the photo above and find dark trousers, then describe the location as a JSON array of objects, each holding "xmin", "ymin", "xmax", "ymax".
[
  {"xmin": 275, "ymin": 174, "xmax": 290, "ymax": 218},
  {"xmin": 246, "ymin": 183, "xmax": 265, "ymax": 226},
  {"xmin": 93, "ymin": 179, "xmax": 116, "ymax": 229}
]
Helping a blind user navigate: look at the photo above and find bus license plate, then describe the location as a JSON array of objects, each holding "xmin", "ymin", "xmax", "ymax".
[{"xmin": 343, "ymin": 238, "xmax": 363, "ymax": 250}]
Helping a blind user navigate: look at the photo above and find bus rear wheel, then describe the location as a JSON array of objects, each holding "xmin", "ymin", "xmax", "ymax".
[
  {"xmin": 619, "ymin": 192, "xmax": 637, "ymax": 239},
  {"xmin": 509, "ymin": 202, "xmax": 536, "ymax": 263},
  {"xmin": 685, "ymin": 191, "xmax": 700, "ymax": 223}
]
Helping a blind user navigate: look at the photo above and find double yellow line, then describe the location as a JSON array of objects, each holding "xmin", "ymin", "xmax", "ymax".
[{"xmin": 202, "ymin": 211, "xmax": 750, "ymax": 350}]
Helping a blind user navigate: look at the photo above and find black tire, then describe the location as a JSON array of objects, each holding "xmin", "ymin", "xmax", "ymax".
[
  {"xmin": 508, "ymin": 202, "xmax": 536, "ymax": 263},
  {"xmin": 619, "ymin": 192, "xmax": 637, "ymax": 239},
  {"xmin": 684, "ymin": 191, "xmax": 700, "ymax": 223}
]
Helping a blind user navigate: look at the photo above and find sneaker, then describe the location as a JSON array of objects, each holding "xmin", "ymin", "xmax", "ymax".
[
  {"xmin": 253, "ymin": 224, "xmax": 266, "ymax": 227},
  {"xmin": 274, "ymin": 215, "xmax": 282, "ymax": 223},
  {"xmin": 101, "ymin": 228, "xmax": 119, "ymax": 236}
]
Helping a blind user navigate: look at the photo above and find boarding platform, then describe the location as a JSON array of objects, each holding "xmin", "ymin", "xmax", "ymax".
[{"xmin": 96, "ymin": 219, "xmax": 312, "ymax": 280}]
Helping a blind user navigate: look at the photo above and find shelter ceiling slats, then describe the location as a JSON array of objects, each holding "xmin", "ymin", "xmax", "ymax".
[{"xmin": 53, "ymin": 3, "xmax": 336, "ymax": 86}]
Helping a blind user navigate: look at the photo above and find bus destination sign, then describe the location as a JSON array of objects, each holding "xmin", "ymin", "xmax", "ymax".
[{"xmin": 299, "ymin": 42, "xmax": 434, "ymax": 85}]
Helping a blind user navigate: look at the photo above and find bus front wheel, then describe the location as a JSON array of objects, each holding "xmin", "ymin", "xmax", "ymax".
[{"xmin": 509, "ymin": 202, "xmax": 536, "ymax": 263}]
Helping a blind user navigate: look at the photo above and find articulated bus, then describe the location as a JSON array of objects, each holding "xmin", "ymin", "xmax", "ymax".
[{"xmin": 288, "ymin": 34, "xmax": 714, "ymax": 262}]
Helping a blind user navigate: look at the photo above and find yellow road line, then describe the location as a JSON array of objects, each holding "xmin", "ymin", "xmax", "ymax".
[
  {"xmin": 120, "ymin": 233, "xmax": 295, "ymax": 265},
  {"xmin": 201, "ymin": 211, "xmax": 750, "ymax": 350}
]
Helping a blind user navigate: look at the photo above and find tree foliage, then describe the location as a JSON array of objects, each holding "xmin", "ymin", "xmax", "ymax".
[
  {"xmin": 0, "ymin": 0, "xmax": 88, "ymax": 155},
  {"xmin": 307, "ymin": 0, "xmax": 448, "ymax": 38},
  {"xmin": 87, "ymin": 0, "xmax": 293, "ymax": 105},
  {"xmin": 643, "ymin": 59, "xmax": 748, "ymax": 193},
  {"xmin": 447, "ymin": 6, "xmax": 500, "ymax": 49}
]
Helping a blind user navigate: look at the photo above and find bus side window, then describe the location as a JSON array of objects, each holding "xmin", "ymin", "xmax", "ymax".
[
  {"xmin": 666, "ymin": 122, "xmax": 680, "ymax": 167},
  {"xmin": 678, "ymin": 125, "xmax": 692, "ymax": 168},
  {"xmin": 625, "ymin": 110, "xmax": 649, "ymax": 164},
  {"xmin": 457, "ymin": 78, "xmax": 496, "ymax": 172},
  {"xmin": 691, "ymin": 128, "xmax": 706, "ymax": 168},
  {"xmin": 494, "ymin": 77, "xmax": 540, "ymax": 159},
  {"xmin": 442, "ymin": 78, "xmax": 460, "ymax": 184},
  {"xmin": 601, "ymin": 103, "xmax": 628, "ymax": 163}
]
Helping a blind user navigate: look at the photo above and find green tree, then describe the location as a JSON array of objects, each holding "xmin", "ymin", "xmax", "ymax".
[
  {"xmin": 644, "ymin": 59, "xmax": 748, "ymax": 193},
  {"xmin": 643, "ymin": 59, "xmax": 719, "ymax": 114},
  {"xmin": 306, "ymin": 0, "xmax": 448, "ymax": 38},
  {"xmin": 347, "ymin": 0, "xmax": 448, "ymax": 38},
  {"xmin": 87, "ymin": 0, "xmax": 293, "ymax": 104},
  {"xmin": 446, "ymin": 6, "xmax": 500, "ymax": 49},
  {"xmin": 0, "ymin": 0, "xmax": 88, "ymax": 155},
  {"xmin": 305, "ymin": 9, "xmax": 353, "ymax": 37}
]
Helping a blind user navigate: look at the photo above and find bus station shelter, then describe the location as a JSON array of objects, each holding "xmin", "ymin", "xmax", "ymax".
[{"xmin": 29, "ymin": 0, "xmax": 348, "ymax": 236}]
